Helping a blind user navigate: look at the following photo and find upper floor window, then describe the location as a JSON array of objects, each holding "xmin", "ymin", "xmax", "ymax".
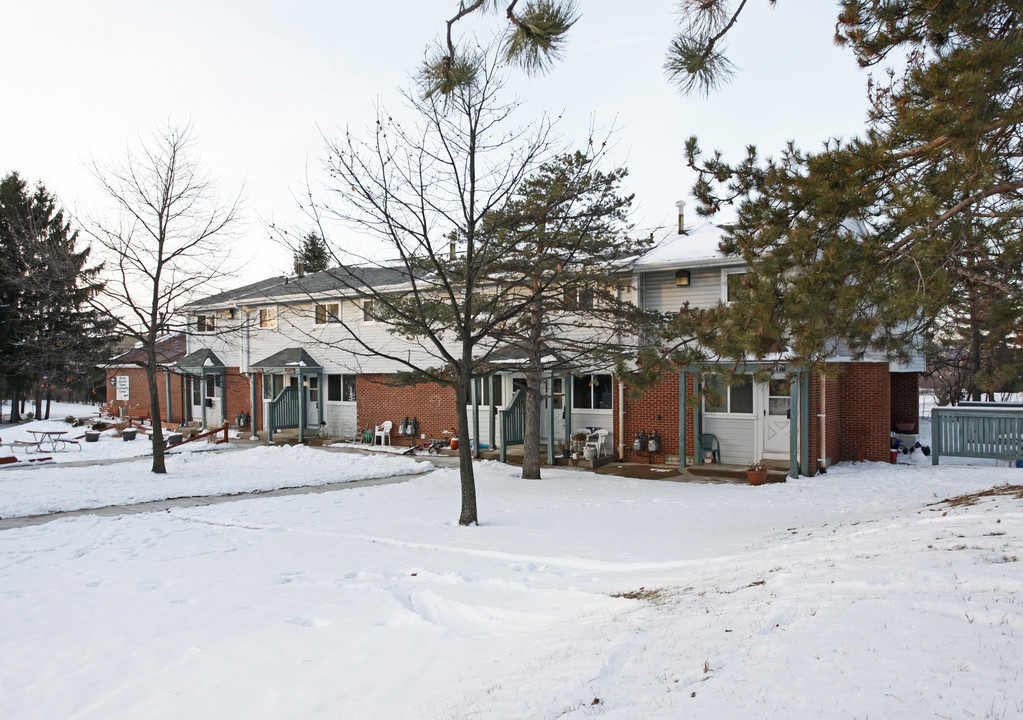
[
  {"xmin": 259, "ymin": 307, "xmax": 277, "ymax": 329},
  {"xmin": 573, "ymin": 373, "xmax": 613, "ymax": 410},
  {"xmin": 196, "ymin": 314, "xmax": 215, "ymax": 333},
  {"xmin": 363, "ymin": 299, "xmax": 379, "ymax": 323},
  {"xmin": 723, "ymin": 269, "xmax": 747, "ymax": 303},
  {"xmin": 315, "ymin": 302, "xmax": 340, "ymax": 325}
]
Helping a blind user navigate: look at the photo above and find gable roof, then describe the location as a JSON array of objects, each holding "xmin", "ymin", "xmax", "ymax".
[
  {"xmin": 176, "ymin": 348, "xmax": 227, "ymax": 373},
  {"xmin": 106, "ymin": 333, "xmax": 187, "ymax": 366},
  {"xmin": 632, "ymin": 222, "xmax": 741, "ymax": 271},
  {"xmin": 250, "ymin": 348, "xmax": 322, "ymax": 371}
]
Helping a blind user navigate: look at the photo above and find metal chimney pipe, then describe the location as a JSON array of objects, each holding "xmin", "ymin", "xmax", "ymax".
[{"xmin": 675, "ymin": 200, "xmax": 686, "ymax": 235}]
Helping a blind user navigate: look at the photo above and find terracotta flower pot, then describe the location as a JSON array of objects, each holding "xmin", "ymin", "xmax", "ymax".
[{"xmin": 747, "ymin": 469, "xmax": 767, "ymax": 485}]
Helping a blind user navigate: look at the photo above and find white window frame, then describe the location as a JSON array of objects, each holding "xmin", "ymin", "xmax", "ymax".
[
  {"xmin": 258, "ymin": 306, "xmax": 277, "ymax": 329},
  {"xmin": 326, "ymin": 373, "xmax": 357, "ymax": 403},
  {"xmin": 315, "ymin": 302, "xmax": 340, "ymax": 325},
  {"xmin": 572, "ymin": 373, "xmax": 613, "ymax": 411},
  {"xmin": 721, "ymin": 268, "xmax": 747, "ymax": 304},
  {"xmin": 702, "ymin": 373, "xmax": 755, "ymax": 415},
  {"xmin": 362, "ymin": 299, "xmax": 379, "ymax": 324},
  {"xmin": 195, "ymin": 314, "xmax": 215, "ymax": 333}
]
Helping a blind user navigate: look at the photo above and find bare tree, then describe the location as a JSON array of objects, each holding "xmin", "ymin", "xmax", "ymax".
[
  {"xmin": 304, "ymin": 50, "xmax": 567, "ymax": 525},
  {"xmin": 86, "ymin": 123, "xmax": 241, "ymax": 473}
]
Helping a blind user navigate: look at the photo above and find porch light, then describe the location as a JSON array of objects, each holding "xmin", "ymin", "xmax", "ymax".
[{"xmin": 675, "ymin": 270, "xmax": 691, "ymax": 287}]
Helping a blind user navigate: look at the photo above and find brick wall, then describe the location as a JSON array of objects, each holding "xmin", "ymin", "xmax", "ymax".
[
  {"xmin": 617, "ymin": 373, "xmax": 694, "ymax": 464},
  {"xmin": 105, "ymin": 368, "xmax": 188, "ymax": 423},
  {"xmin": 890, "ymin": 372, "xmax": 920, "ymax": 433},
  {"xmin": 357, "ymin": 374, "xmax": 458, "ymax": 447},
  {"xmin": 835, "ymin": 362, "xmax": 891, "ymax": 462}
]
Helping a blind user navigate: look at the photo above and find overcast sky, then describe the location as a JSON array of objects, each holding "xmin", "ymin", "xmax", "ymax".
[{"xmin": 3, "ymin": 1, "xmax": 874, "ymax": 286}]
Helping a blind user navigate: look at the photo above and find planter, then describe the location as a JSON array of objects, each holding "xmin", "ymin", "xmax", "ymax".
[
  {"xmin": 84, "ymin": 431, "xmax": 100, "ymax": 443},
  {"xmin": 166, "ymin": 433, "xmax": 183, "ymax": 447},
  {"xmin": 121, "ymin": 429, "xmax": 137, "ymax": 441},
  {"xmin": 449, "ymin": 438, "xmax": 458, "ymax": 450},
  {"xmin": 583, "ymin": 446, "xmax": 597, "ymax": 461},
  {"xmin": 747, "ymin": 469, "xmax": 767, "ymax": 485},
  {"xmin": 889, "ymin": 449, "xmax": 898, "ymax": 464}
]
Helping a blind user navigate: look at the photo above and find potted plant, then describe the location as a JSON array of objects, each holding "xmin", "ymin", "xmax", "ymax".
[{"xmin": 746, "ymin": 460, "xmax": 767, "ymax": 485}]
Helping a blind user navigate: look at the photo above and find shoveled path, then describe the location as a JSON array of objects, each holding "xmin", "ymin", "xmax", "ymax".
[{"xmin": 0, "ymin": 444, "xmax": 456, "ymax": 531}]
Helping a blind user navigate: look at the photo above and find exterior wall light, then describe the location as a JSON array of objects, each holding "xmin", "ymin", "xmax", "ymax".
[{"xmin": 675, "ymin": 270, "xmax": 691, "ymax": 287}]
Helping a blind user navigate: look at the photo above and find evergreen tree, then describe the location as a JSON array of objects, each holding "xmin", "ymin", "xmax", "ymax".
[
  {"xmin": 0, "ymin": 172, "xmax": 114, "ymax": 421},
  {"xmin": 683, "ymin": 1, "xmax": 1023, "ymax": 369},
  {"xmin": 293, "ymin": 232, "xmax": 330, "ymax": 275},
  {"xmin": 485, "ymin": 151, "xmax": 650, "ymax": 478}
]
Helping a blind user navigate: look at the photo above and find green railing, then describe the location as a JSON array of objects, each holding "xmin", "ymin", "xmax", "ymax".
[
  {"xmin": 932, "ymin": 407, "xmax": 1023, "ymax": 465},
  {"xmin": 267, "ymin": 386, "xmax": 300, "ymax": 442},
  {"xmin": 499, "ymin": 390, "xmax": 525, "ymax": 463}
]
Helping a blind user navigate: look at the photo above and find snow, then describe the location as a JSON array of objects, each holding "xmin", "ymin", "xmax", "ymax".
[
  {"xmin": 1, "ymin": 403, "xmax": 1022, "ymax": 719},
  {"xmin": 633, "ymin": 221, "xmax": 734, "ymax": 269}
]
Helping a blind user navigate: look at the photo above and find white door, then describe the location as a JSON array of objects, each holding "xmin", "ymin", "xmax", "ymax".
[
  {"xmin": 761, "ymin": 378, "xmax": 791, "ymax": 459},
  {"xmin": 305, "ymin": 376, "xmax": 319, "ymax": 428},
  {"xmin": 543, "ymin": 377, "xmax": 566, "ymax": 444}
]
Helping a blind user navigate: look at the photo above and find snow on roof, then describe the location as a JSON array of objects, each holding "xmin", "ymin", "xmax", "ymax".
[{"xmin": 633, "ymin": 221, "xmax": 740, "ymax": 270}]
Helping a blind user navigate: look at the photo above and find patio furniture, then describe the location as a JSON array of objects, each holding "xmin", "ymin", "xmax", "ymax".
[
  {"xmin": 585, "ymin": 428, "xmax": 610, "ymax": 458},
  {"xmin": 374, "ymin": 420, "xmax": 392, "ymax": 446},
  {"xmin": 697, "ymin": 433, "xmax": 721, "ymax": 464}
]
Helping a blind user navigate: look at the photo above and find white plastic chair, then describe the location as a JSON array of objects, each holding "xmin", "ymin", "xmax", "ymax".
[
  {"xmin": 374, "ymin": 420, "xmax": 392, "ymax": 446},
  {"xmin": 585, "ymin": 428, "xmax": 609, "ymax": 457}
]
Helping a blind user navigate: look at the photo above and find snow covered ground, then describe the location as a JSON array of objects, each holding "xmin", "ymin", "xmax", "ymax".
[{"xmin": 1, "ymin": 403, "xmax": 1021, "ymax": 719}]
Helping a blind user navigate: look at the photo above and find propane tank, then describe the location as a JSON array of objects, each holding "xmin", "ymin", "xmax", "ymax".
[{"xmin": 648, "ymin": 430, "xmax": 660, "ymax": 453}]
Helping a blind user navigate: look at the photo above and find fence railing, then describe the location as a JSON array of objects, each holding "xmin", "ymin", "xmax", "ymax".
[
  {"xmin": 932, "ymin": 407, "xmax": 1023, "ymax": 465},
  {"xmin": 499, "ymin": 390, "xmax": 525, "ymax": 463},
  {"xmin": 267, "ymin": 386, "xmax": 300, "ymax": 442}
]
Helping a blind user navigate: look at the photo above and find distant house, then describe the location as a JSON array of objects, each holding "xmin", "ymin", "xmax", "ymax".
[
  {"xmin": 174, "ymin": 221, "xmax": 920, "ymax": 475},
  {"xmin": 102, "ymin": 333, "xmax": 188, "ymax": 421}
]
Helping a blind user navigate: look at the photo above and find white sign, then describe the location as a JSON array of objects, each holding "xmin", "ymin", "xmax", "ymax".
[{"xmin": 116, "ymin": 375, "xmax": 130, "ymax": 401}]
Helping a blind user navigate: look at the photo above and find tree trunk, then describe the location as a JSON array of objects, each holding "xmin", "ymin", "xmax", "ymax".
[
  {"xmin": 521, "ymin": 368, "xmax": 543, "ymax": 479},
  {"xmin": 8, "ymin": 385, "xmax": 19, "ymax": 423},
  {"xmin": 454, "ymin": 376, "xmax": 478, "ymax": 525},
  {"xmin": 144, "ymin": 349, "xmax": 167, "ymax": 474}
]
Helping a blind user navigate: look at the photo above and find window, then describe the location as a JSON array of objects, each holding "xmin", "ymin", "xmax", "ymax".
[
  {"xmin": 563, "ymin": 287, "xmax": 594, "ymax": 310},
  {"xmin": 362, "ymin": 299, "xmax": 378, "ymax": 322},
  {"xmin": 467, "ymin": 377, "xmax": 503, "ymax": 406},
  {"xmin": 196, "ymin": 314, "xmax": 215, "ymax": 333},
  {"xmin": 262, "ymin": 374, "xmax": 285, "ymax": 400},
  {"xmin": 572, "ymin": 373, "xmax": 613, "ymax": 410},
  {"xmin": 327, "ymin": 374, "xmax": 357, "ymax": 402},
  {"xmin": 315, "ymin": 303, "xmax": 340, "ymax": 325},
  {"xmin": 259, "ymin": 307, "xmax": 277, "ymax": 329},
  {"xmin": 723, "ymin": 269, "xmax": 747, "ymax": 303},
  {"xmin": 704, "ymin": 374, "xmax": 754, "ymax": 414}
]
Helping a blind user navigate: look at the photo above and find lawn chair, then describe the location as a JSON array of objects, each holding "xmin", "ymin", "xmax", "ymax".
[
  {"xmin": 585, "ymin": 428, "xmax": 610, "ymax": 457},
  {"xmin": 374, "ymin": 420, "xmax": 392, "ymax": 446},
  {"xmin": 697, "ymin": 433, "xmax": 720, "ymax": 464}
]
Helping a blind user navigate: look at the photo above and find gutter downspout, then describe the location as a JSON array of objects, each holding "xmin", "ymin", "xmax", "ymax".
[
  {"xmin": 818, "ymin": 372, "xmax": 827, "ymax": 473},
  {"xmin": 618, "ymin": 378, "xmax": 625, "ymax": 461}
]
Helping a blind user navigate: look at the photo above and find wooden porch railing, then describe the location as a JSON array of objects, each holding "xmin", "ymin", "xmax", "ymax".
[
  {"xmin": 932, "ymin": 407, "xmax": 1023, "ymax": 465},
  {"xmin": 499, "ymin": 390, "xmax": 525, "ymax": 463},
  {"xmin": 267, "ymin": 386, "xmax": 300, "ymax": 442}
]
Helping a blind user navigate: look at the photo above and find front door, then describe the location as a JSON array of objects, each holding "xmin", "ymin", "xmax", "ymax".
[
  {"xmin": 204, "ymin": 374, "xmax": 221, "ymax": 427},
  {"xmin": 305, "ymin": 375, "xmax": 319, "ymax": 428},
  {"xmin": 543, "ymin": 377, "xmax": 565, "ymax": 444},
  {"xmin": 761, "ymin": 377, "xmax": 791, "ymax": 459}
]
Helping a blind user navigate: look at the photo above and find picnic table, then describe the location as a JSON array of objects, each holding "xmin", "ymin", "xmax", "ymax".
[{"xmin": 23, "ymin": 430, "xmax": 80, "ymax": 453}]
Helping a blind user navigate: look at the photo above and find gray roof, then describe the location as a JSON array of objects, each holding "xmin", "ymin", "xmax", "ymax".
[
  {"xmin": 181, "ymin": 265, "xmax": 412, "ymax": 310},
  {"xmin": 176, "ymin": 349, "xmax": 227, "ymax": 372},
  {"xmin": 250, "ymin": 348, "xmax": 322, "ymax": 371}
]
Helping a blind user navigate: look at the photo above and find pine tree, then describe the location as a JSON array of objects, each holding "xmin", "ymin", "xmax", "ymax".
[
  {"xmin": 293, "ymin": 232, "xmax": 330, "ymax": 275},
  {"xmin": 0, "ymin": 172, "xmax": 114, "ymax": 421},
  {"xmin": 484, "ymin": 151, "xmax": 651, "ymax": 478}
]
